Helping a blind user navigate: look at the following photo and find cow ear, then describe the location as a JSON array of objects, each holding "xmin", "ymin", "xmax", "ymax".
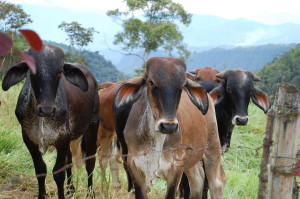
[
  {"xmin": 63, "ymin": 63, "xmax": 88, "ymax": 92},
  {"xmin": 2, "ymin": 62, "xmax": 28, "ymax": 91},
  {"xmin": 113, "ymin": 77, "xmax": 145, "ymax": 114},
  {"xmin": 184, "ymin": 79, "xmax": 209, "ymax": 115},
  {"xmin": 251, "ymin": 88, "xmax": 270, "ymax": 113},
  {"xmin": 209, "ymin": 84, "xmax": 225, "ymax": 105}
]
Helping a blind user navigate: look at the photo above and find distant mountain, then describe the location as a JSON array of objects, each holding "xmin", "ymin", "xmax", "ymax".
[
  {"xmin": 115, "ymin": 44, "xmax": 297, "ymax": 75},
  {"xmin": 188, "ymin": 44, "xmax": 297, "ymax": 71},
  {"xmin": 44, "ymin": 41, "xmax": 126, "ymax": 83}
]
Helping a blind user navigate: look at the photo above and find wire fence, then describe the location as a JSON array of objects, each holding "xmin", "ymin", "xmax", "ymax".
[{"xmin": 0, "ymin": 103, "xmax": 299, "ymax": 195}]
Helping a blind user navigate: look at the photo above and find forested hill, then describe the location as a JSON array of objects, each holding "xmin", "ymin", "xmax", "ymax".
[
  {"xmin": 257, "ymin": 44, "xmax": 300, "ymax": 97},
  {"xmin": 114, "ymin": 44, "xmax": 297, "ymax": 75},
  {"xmin": 188, "ymin": 44, "xmax": 297, "ymax": 72},
  {"xmin": 44, "ymin": 41, "xmax": 127, "ymax": 83}
]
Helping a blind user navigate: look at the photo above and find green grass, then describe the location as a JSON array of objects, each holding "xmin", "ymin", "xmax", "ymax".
[{"xmin": 0, "ymin": 82, "xmax": 274, "ymax": 198}]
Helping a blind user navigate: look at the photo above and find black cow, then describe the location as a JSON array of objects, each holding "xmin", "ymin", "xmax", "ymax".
[
  {"xmin": 206, "ymin": 69, "xmax": 270, "ymax": 152},
  {"xmin": 180, "ymin": 69, "xmax": 271, "ymax": 199},
  {"xmin": 2, "ymin": 44, "xmax": 100, "ymax": 199}
]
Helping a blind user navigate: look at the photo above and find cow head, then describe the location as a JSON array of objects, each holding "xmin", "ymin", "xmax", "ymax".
[
  {"xmin": 113, "ymin": 57, "xmax": 208, "ymax": 134},
  {"xmin": 189, "ymin": 67, "xmax": 221, "ymax": 83},
  {"xmin": 209, "ymin": 69, "xmax": 270, "ymax": 125},
  {"xmin": 2, "ymin": 44, "xmax": 88, "ymax": 117}
]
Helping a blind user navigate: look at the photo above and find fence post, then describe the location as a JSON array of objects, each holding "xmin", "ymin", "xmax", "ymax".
[
  {"xmin": 268, "ymin": 83, "xmax": 300, "ymax": 199},
  {"xmin": 258, "ymin": 109, "xmax": 276, "ymax": 199}
]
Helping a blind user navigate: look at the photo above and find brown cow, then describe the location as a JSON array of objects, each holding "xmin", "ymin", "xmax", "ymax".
[
  {"xmin": 97, "ymin": 81, "xmax": 124, "ymax": 188},
  {"xmin": 189, "ymin": 67, "xmax": 220, "ymax": 83},
  {"xmin": 113, "ymin": 57, "xmax": 225, "ymax": 198}
]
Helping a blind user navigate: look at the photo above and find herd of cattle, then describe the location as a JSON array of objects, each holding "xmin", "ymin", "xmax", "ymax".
[{"xmin": 1, "ymin": 32, "xmax": 271, "ymax": 199}]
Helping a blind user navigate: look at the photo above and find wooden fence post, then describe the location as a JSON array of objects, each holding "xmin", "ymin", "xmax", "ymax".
[
  {"xmin": 268, "ymin": 83, "xmax": 300, "ymax": 199},
  {"xmin": 258, "ymin": 109, "xmax": 276, "ymax": 199}
]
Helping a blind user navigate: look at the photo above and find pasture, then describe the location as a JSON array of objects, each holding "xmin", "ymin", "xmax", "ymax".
[{"xmin": 0, "ymin": 81, "xmax": 269, "ymax": 198}]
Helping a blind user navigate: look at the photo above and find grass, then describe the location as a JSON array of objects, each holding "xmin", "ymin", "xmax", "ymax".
[{"xmin": 0, "ymin": 81, "xmax": 279, "ymax": 198}]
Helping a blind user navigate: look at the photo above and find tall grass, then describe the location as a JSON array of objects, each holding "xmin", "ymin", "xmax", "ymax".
[{"xmin": 0, "ymin": 81, "xmax": 270, "ymax": 198}]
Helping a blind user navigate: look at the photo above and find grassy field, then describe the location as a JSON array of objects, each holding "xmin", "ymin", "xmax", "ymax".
[{"xmin": 0, "ymin": 82, "xmax": 270, "ymax": 198}]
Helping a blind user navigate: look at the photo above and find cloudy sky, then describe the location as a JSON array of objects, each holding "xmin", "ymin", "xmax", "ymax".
[{"xmin": 6, "ymin": 0, "xmax": 300, "ymax": 25}]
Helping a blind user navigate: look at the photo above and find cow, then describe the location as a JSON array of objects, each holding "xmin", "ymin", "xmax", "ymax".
[
  {"xmin": 2, "ymin": 44, "xmax": 100, "ymax": 199},
  {"xmin": 181, "ymin": 69, "xmax": 271, "ymax": 199},
  {"xmin": 97, "ymin": 81, "xmax": 124, "ymax": 189},
  {"xmin": 113, "ymin": 57, "xmax": 226, "ymax": 199},
  {"xmin": 189, "ymin": 67, "xmax": 220, "ymax": 83}
]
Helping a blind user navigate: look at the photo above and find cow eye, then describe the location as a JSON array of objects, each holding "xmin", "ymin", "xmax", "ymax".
[
  {"xmin": 196, "ymin": 76, "xmax": 201, "ymax": 81},
  {"xmin": 149, "ymin": 80, "xmax": 155, "ymax": 88},
  {"xmin": 227, "ymin": 86, "xmax": 232, "ymax": 93},
  {"xmin": 56, "ymin": 70, "xmax": 63, "ymax": 79}
]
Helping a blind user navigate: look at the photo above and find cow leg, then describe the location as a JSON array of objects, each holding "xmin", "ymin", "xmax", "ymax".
[
  {"xmin": 127, "ymin": 157, "xmax": 147, "ymax": 199},
  {"xmin": 165, "ymin": 166, "xmax": 184, "ymax": 199},
  {"xmin": 179, "ymin": 172, "xmax": 190, "ymax": 199},
  {"xmin": 97, "ymin": 128, "xmax": 121, "ymax": 188},
  {"xmin": 203, "ymin": 152, "xmax": 225, "ymax": 199},
  {"xmin": 66, "ymin": 147, "xmax": 75, "ymax": 195},
  {"xmin": 184, "ymin": 162, "xmax": 205, "ymax": 199},
  {"xmin": 23, "ymin": 133, "xmax": 47, "ymax": 199},
  {"xmin": 53, "ymin": 140, "xmax": 69, "ymax": 199},
  {"xmin": 110, "ymin": 139, "xmax": 121, "ymax": 188},
  {"xmin": 84, "ymin": 123, "xmax": 98, "ymax": 195}
]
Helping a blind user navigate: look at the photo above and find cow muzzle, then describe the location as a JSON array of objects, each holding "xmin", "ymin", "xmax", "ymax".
[
  {"xmin": 232, "ymin": 115, "xmax": 249, "ymax": 125},
  {"xmin": 155, "ymin": 119, "xmax": 179, "ymax": 134},
  {"xmin": 37, "ymin": 105, "xmax": 57, "ymax": 117}
]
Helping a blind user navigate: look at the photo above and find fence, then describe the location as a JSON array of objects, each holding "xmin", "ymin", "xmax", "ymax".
[
  {"xmin": 0, "ymin": 83, "xmax": 299, "ymax": 198},
  {"xmin": 258, "ymin": 83, "xmax": 300, "ymax": 199}
]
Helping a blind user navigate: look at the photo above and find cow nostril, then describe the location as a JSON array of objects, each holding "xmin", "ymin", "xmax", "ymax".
[
  {"xmin": 38, "ymin": 106, "xmax": 56, "ymax": 117},
  {"xmin": 160, "ymin": 123, "xmax": 178, "ymax": 134}
]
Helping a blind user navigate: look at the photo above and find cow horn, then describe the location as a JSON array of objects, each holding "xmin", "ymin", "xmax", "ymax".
[
  {"xmin": 246, "ymin": 71, "xmax": 261, "ymax": 81},
  {"xmin": 189, "ymin": 70, "xmax": 196, "ymax": 74},
  {"xmin": 216, "ymin": 71, "xmax": 226, "ymax": 79},
  {"xmin": 252, "ymin": 73, "xmax": 261, "ymax": 81}
]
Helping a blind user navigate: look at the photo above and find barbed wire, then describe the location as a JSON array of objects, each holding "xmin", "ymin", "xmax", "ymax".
[{"xmin": 1, "ymin": 104, "xmax": 299, "ymax": 193}]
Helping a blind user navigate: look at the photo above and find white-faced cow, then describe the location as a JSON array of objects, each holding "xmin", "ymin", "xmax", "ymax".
[
  {"xmin": 2, "ymin": 45, "xmax": 100, "ymax": 199},
  {"xmin": 113, "ymin": 57, "xmax": 226, "ymax": 199}
]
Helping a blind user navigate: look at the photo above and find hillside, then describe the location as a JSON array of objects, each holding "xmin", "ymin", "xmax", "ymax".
[
  {"xmin": 44, "ymin": 41, "xmax": 127, "ymax": 83},
  {"xmin": 115, "ymin": 44, "xmax": 297, "ymax": 75},
  {"xmin": 257, "ymin": 44, "xmax": 300, "ymax": 96}
]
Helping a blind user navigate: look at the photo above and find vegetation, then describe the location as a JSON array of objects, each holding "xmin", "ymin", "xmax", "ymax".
[
  {"xmin": 44, "ymin": 40, "xmax": 127, "ymax": 83},
  {"xmin": 107, "ymin": 0, "xmax": 192, "ymax": 75},
  {"xmin": 257, "ymin": 44, "xmax": 300, "ymax": 97},
  {"xmin": 0, "ymin": 81, "xmax": 269, "ymax": 198},
  {"xmin": 0, "ymin": 0, "xmax": 32, "ymax": 32}
]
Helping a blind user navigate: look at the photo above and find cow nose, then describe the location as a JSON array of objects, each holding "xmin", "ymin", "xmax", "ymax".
[
  {"xmin": 235, "ymin": 116, "xmax": 248, "ymax": 125},
  {"xmin": 38, "ymin": 105, "xmax": 56, "ymax": 117},
  {"xmin": 159, "ymin": 122, "xmax": 179, "ymax": 134}
]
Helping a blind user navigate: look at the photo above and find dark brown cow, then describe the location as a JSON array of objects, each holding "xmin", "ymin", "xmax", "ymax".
[
  {"xmin": 2, "ymin": 45, "xmax": 100, "ymax": 199},
  {"xmin": 113, "ymin": 57, "xmax": 225, "ymax": 199},
  {"xmin": 189, "ymin": 67, "xmax": 220, "ymax": 83},
  {"xmin": 97, "ymin": 81, "xmax": 124, "ymax": 188}
]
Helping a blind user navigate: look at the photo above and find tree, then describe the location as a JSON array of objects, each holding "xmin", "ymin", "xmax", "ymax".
[
  {"xmin": 0, "ymin": 1, "xmax": 32, "ymax": 32},
  {"xmin": 58, "ymin": 21, "xmax": 98, "ymax": 65},
  {"xmin": 107, "ymin": 0, "xmax": 192, "ymax": 74}
]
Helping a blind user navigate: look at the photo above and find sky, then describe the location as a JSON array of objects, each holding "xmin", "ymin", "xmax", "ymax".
[{"xmin": 6, "ymin": 0, "xmax": 300, "ymax": 25}]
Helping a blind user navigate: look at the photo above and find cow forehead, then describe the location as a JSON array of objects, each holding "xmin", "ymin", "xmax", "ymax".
[
  {"xmin": 146, "ymin": 57, "xmax": 187, "ymax": 84},
  {"xmin": 29, "ymin": 45, "xmax": 64, "ymax": 71},
  {"xmin": 227, "ymin": 70, "xmax": 253, "ymax": 88}
]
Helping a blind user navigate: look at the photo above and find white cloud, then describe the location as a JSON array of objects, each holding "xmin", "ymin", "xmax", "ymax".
[{"xmin": 7, "ymin": 0, "xmax": 300, "ymax": 25}]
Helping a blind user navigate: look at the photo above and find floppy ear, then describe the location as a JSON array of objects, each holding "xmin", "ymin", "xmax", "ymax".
[
  {"xmin": 251, "ymin": 87, "xmax": 270, "ymax": 113},
  {"xmin": 184, "ymin": 79, "xmax": 209, "ymax": 115},
  {"xmin": 63, "ymin": 63, "xmax": 88, "ymax": 92},
  {"xmin": 2, "ymin": 62, "xmax": 28, "ymax": 91},
  {"xmin": 113, "ymin": 77, "xmax": 145, "ymax": 114},
  {"xmin": 209, "ymin": 84, "xmax": 225, "ymax": 105}
]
